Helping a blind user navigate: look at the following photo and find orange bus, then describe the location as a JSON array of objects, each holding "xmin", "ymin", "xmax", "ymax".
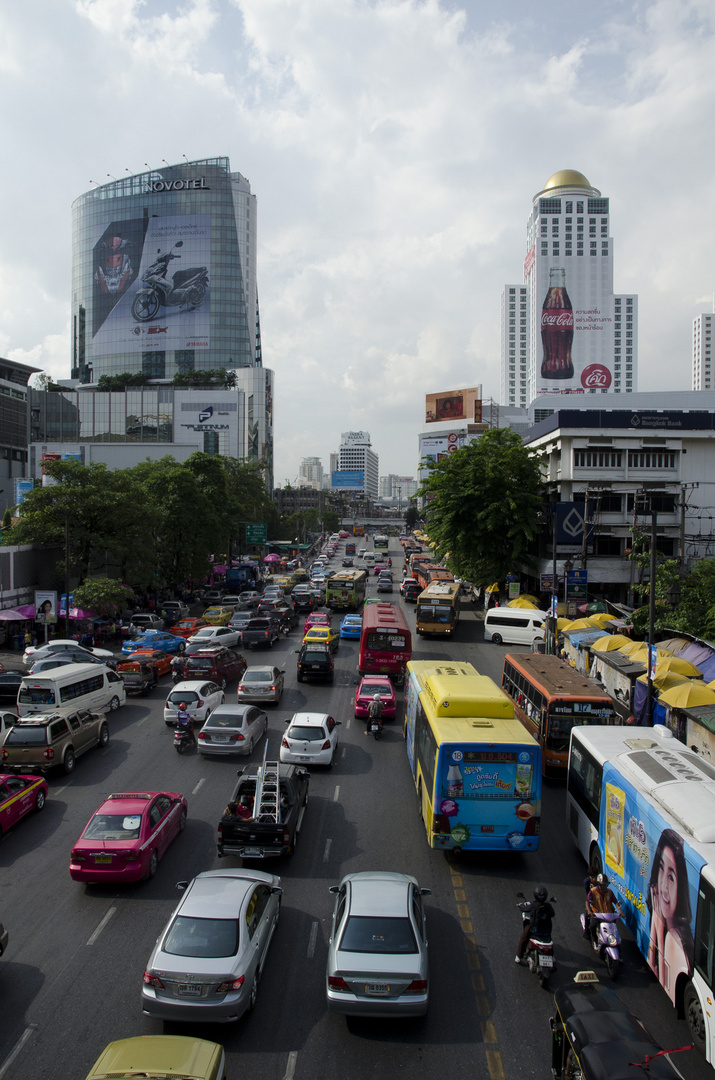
[
  {"xmin": 501, "ymin": 653, "xmax": 618, "ymax": 777},
  {"xmin": 358, "ymin": 602, "xmax": 412, "ymax": 687}
]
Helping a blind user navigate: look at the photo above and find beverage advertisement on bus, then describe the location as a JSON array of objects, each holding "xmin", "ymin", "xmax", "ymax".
[
  {"xmin": 432, "ymin": 744, "xmax": 541, "ymax": 851},
  {"xmin": 602, "ymin": 764, "xmax": 704, "ymax": 1006}
]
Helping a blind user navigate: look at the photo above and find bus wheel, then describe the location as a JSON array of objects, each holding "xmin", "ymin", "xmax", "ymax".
[
  {"xmin": 589, "ymin": 843, "xmax": 602, "ymax": 876},
  {"xmin": 685, "ymin": 983, "xmax": 707, "ymax": 1055},
  {"xmin": 416, "ymin": 783, "xmax": 423, "ymax": 821}
]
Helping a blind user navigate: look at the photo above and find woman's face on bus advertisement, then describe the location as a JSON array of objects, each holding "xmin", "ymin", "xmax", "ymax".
[{"xmin": 657, "ymin": 845, "xmax": 679, "ymax": 925}]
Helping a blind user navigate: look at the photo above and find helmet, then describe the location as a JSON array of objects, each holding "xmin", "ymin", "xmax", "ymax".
[
  {"xmin": 597, "ymin": 873, "xmax": 610, "ymax": 887},
  {"xmin": 533, "ymin": 886, "xmax": 548, "ymax": 903},
  {"xmin": 373, "ymin": 694, "xmax": 381, "ymax": 701}
]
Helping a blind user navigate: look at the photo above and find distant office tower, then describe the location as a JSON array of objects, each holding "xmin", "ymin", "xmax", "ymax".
[
  {"xmin": 71, "ymin": 157, "xmax": 260, "ymax": 382},
  {"xmin": 692, "ymin": 310, "xmax": 714, "ymax": 390},
  {"xmin": 332, "ymin": 431, "xmax": 379, "ymax": 499},
  {"xmin": 299, "ymin": 456, "xmax": 324, "ymax": 488},
  {"xmin": 501, "ymin": 286, "xmax": 529, "ymax": 408},
  {"xmin": 501, "ymin": 170, "xmax": 638, "ymax": 405},
  {"xmin": 379, "ymin": 475, "xmax": 418, "ymax": 500}
]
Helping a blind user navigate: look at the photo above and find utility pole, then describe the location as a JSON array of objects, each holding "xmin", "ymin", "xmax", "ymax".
[
  {"xmin": 581, "ymin": 488, "xmax": 589, "ymax": 568},
  {"xmin": 645, "ymin": 504, "xmax": 657, "ymax": 727}
]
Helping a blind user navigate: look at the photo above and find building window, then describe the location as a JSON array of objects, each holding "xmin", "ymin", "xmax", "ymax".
[
  {"xmin": 574, "ymin": 450, "xmax": 622, "ymax": 468},
  {"xmin": 628, "ymin": 451, "xmax": 676, "ymax": 469}
]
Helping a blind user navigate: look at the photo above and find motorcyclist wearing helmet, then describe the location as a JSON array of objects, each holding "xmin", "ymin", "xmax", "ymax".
[
  {"xmin": 175, "ymin": 702, "xmax": 196, "ymax": 745},
  {"xmin": 586, "ymin": 873, "xmax": 621, "ymax": 946},
  {"xmin": 366, "ymin": 693, "xmax": 384, "ymax": 734},
  {"xmin": 515, "ymin": 886, "xmax": 555, "ymax": 963}
]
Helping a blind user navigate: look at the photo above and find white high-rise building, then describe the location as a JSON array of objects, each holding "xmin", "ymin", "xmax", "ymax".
[
  {"xmin": 333, "ymin": 431, "xmax": 379, "ymax": 499},
  {"xmin": 501, "ymin": 170, "xmax": 638, "ymax": 406},
  {"xmin": 379, "ymin": 475, "xmax": 418, "ymax": 500},
  {"xmin": 298, "ymin": 456, "xmax": 324, "ymax": 488},
  {"xmin": 692, "ymin": 309, "xmax": 714, "ymax": 390}
]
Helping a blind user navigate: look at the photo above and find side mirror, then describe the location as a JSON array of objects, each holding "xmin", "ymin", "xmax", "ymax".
[
  {"xmin": 176, "ymin": 880, "xmax": 189, "ymax": 891},
  {"xmin": 420, "ymin": 888, "xmax": 432, "ymax": 897},
  {"xmin": 516, "ymin": 891, "xmax": 526, "ymax": 900},
  {"xmin": 329, "ymin": 885, "xmax": 339, "ymax": 894}
]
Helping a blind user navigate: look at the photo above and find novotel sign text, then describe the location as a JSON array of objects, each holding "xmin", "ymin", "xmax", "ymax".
[{"xmin": 145, "ymin": 177, "xmax": 209, "ymax": 193}]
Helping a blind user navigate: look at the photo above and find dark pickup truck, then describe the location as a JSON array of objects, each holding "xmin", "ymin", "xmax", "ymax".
[
  {"xmin": 239, "ymin": 616, "xmax": 280, "ymax": 649},
  {"xmin": 217, "ymin": 762, "xmax": 310, "ymax": 859}
]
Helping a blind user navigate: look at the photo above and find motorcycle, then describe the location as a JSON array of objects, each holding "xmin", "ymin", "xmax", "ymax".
[
  {"xmin": 366, "ymin": 717, "xmax": 383, "ymax": 740},
  {"xmin": 580, "ymin": 910, "xmax": 622, "ymax": 979},
  {"xmin": 171, "ymin": 664, "xmax": 185, "ymax": 685},
  {"xmin": 131, "ymin": 240, "xmax": 209, "ymax": 322},
  {"xmin": 173, "ymin": 719, "xmax": 196, "ymax": 754},
  {"xmin": 516, "ymin": 891, "xmax": 557, "ymax": 987}
]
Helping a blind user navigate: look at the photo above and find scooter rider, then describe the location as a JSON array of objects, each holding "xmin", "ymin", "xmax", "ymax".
[
  {"xmin": 516, "ymin": 886, "xmax": 555, "ymax": 963},
  {"xmin": 175, "ymin": 702, "xmax": 195, "ymax": 745},
  {"xmin": 366, "ymin": 693, "xmax": 384, "ymax": 735},
  {"xmin": 171, "ymin": 653, "xmax": 186, "ymax": 682},
  {"xmin": 586, "ymin": 873, "xmax": 621, "ymax": 946}
]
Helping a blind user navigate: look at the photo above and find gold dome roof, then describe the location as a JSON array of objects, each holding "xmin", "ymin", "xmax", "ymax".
[{"xmin": 543, "ymin": 169, "xmax": 592, "ymax": 191}]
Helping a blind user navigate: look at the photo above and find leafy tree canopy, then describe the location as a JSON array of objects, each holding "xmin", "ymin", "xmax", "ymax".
[
  {"xmin": 418, "ymin": 428, "xmax": 544, "ymax": 586},
  {"xmin": 404, "ymin": 504, "xmax": 419, "ymax": 529},
  {"xmin": 72, "ymin": 578, "xmax": 135, "ymax": 616},
  {"xmin": 631, "ymin": 556, "xmax": 715, "ymax": 641}
]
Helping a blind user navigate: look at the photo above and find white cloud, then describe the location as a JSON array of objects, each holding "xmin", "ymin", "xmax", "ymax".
[{"xmin": 0, "ymin": 0, "xmax": 713, "ymax": 482}]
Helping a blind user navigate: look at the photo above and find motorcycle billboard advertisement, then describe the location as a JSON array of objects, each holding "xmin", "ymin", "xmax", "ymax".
[
  {"xmin": 91, "ymin": 214, "xmax": 211, "ymax": 356},
  {"xmin": 530, "ymin": 253, "xmax": 615, "ymax": 397}
]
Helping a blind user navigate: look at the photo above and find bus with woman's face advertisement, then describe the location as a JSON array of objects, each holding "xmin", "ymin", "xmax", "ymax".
[{"xmin": 567, "ymin": 724, "xmax": 715, "ymax": 1061}]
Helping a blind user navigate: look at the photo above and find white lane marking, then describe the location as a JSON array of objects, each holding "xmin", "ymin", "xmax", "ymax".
[
  {"xmin": 135, "ymin": 716, "xmax": 147, "ymax": 726},
  {"xmin": 307, "ymin": 920, "xmax": 318, "ymax": 958},
  {"xmin": 333, "ymin": 785, "xmax": 340, "ymax": 802},
  {"xmin": 284, "ymin": 1051, "xmax": 298, "ymax": 1080},
  {"xmin": 51, "ymin": 784, "xmax": 69, "ymax": 797},
  {"xmin": 87, "ymin": 906, "xmax": 116, "ymax": 945},
  {"xmin": 323, "ymin": 838, "xmax": 332, "ymax": 862},
  {"xmin": 192, "ymin": 777, "xmax": 206, "ymax": 796},
  {"xmin": 0, "ymin": 1025, "xmax": 36, "ymax": 1079}
]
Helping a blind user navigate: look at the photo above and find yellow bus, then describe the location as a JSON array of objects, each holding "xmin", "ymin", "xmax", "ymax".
[
  {"xmin": 325, "ymin": 569, "xmax": 367, "ymax": 610},
  {"xmin": 404, "ymin": 660, "xmax": 542, "ymax": 853},
  {"xmin": 415, "ymin": 581, "xmax": 461, "ymax": 637}
]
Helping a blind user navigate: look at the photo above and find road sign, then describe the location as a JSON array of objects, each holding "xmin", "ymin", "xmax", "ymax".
[
  {"xmin": 246, "ymin": 524, "xmax": 267, "ymax": 544},
  {"xmin": 565, "ymin": 568, "xmax": 588, "ymax": 601}
]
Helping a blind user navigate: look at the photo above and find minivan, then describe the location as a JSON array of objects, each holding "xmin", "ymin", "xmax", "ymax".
[
  {"xmin": 483, "ymin": 607, "xmax": 546, "ymax": 647},
  {"xmin": 17, "ymin": 663, "xmax": 126, "ymax": 716}
]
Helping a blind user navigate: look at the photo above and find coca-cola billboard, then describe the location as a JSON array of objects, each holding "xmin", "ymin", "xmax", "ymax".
[{"xmin": 532, "ymin": 260, "xmax": 614, "ymax": 396}]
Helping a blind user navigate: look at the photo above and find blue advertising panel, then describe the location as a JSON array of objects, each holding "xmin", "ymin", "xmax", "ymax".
[
  {"xmin": 433, "ymin": 743, "xmax": 540, "ymax": 851},
  {"xmin": 601, "ymin": 764, "xmax": 704, "ymax": 1006},
  {"xmin": 331, "ymin": 470, "xmax": 364, "ymax": 489}
]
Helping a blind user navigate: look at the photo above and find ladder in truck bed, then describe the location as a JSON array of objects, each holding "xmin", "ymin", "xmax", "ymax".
[{"xmin": 253, "ymin": 744, "xmax": 281, "ymax": 823}]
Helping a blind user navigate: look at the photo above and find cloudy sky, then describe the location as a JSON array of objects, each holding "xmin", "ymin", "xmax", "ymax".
[{"xmin": 2, "ymin": 0, "xmax": 715, "ymax": 486}]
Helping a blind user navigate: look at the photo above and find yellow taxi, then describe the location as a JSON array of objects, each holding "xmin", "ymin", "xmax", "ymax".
[
  {"xmin": 202, "ymin": 605, "xmax": 234, "ymax": 626},
  {"xmin": 292, "ymin": 568, "xmax": 309, "ymax": 583},
  {"xmin": 302, "ymin": 625, "xmax": 340, "ymax": 653},
  {"xmin": 272, "ymin": 574, "xmax": 295, "ymax": 594},
  {"xmin": 85, "ymin": 1036, "xmax": 226, "ymax": 1080}
]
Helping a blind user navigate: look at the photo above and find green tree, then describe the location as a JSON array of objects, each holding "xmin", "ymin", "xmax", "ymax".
[
  {"xmin": 404, "ymin": 503, "xmax": 419, "ymax": 530},
  {"xmin": 73, "ymin": 578, "xmax": 135, "ymax": 616},
  {"xmin": 418, "ymin": 428, "xmax": 544, "ymax": 585},
  {"xmin": 630, "ymin": 556, "xmax": 715, "ymax": 640},
  {"xmin": 134, "ymin": 458, "xmax": 215, "ymax": 587}
]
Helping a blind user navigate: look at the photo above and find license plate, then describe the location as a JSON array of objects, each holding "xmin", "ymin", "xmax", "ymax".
[
  {"xmin": 178, "ymin": 983, "xmax": 202, "ymax": 996},
  {"xmin": 365, "ymin": 983, "xmax": 389, "ymax": 995},
  {"xmin": 242, "ymin": 847, "xmax": 261, "ymax": 856},
  {"xmin": 538, "ymin": 954, "xmax": 554, "ymax": 967},
  {"xmin": 94, "ymin": 855, "xmax": 112, "ymax": 864},
  {"xmin": 212, "ymin": 734, "xmax": 228, "ymax": 742}
]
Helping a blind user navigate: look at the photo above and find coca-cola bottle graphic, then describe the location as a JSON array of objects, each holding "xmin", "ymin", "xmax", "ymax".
[{"xmin": 541, "ymin": 267, "xmax": 574, "ymax": 379}]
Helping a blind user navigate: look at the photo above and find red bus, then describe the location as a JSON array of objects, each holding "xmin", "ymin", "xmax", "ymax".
[{"xmin": 358, "ymin": 602, "xmax": 412, "ymax": 687}]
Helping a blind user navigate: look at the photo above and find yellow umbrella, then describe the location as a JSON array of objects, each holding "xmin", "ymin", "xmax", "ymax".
[
  {"xmin": 588, "ymin": 612, "xmax": 618, "ymax": 627},
  {"xmin": 485, "ymin": 582, "xmax": 500, "ymax": 593},
  {"xmin": 627, "ymin": 646, "xmax": 675, "ymax": 667},
  {"xmin": 520, "ymin": 594, "xmax": 541, "ymax": 604},
  {"xmin": 506, "ymin": 597, "xmax": 539, "ymax": 609},
  {"xmin": 643, "ymin": 671, "xmax": 690, "ymax": 691},
  {"xmin": 562, "ymin": 618, "xmax": 599, "ymax": 631},
  {"xmin": 659, "ymin": 682, "xmax": 715, "ymax": 709},
  {"xmin": 556, "ymin": 617, "xmax": 573, "ymax": 631},
  {"xmin": 651, "ymin": 656, "xmax": 703, "ymax": 679},
  {"xmin": 591, "ymin": 633, "xmax": 634, "ymax": 653},
  {"xmin": 618, "ymin": 640, "xmax": 647, "ymax": 657}
]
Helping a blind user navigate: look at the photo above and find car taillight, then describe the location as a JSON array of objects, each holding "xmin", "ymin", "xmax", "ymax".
[
  {"xmin": 197, "ymin": 699, "xmax": 204, "ymax": 707},
  {"xmin": 404, "ymin": 979, "xmax": 427, "ymax": 993},
  {"xmin": 234, "ymin": 733, "xmax": 244, "ymax": 741},
  {"xmin": 321, "ymin": 739, "xmax": 331, "ymax": 750},
  {"xmin": 283, "ymin": 829, "xmax": 291, "ymax": 842},
  {"xmin": 71, "ymin": 849, "xmax": 86, "ymax": 863},
  {"xmin": 143, "ymin": 971, "xmax": 165, "ymax": 989},
  {"xmin": 1, "ymin": 749, "xmax": 6, "ymax": 760},
  {"xmin": 118, "ymin": 850, "xmax": 138, "ymax": 862},
  {"xmin": 198, "ymin": 731, "xmax": 206, "ymax": 739},
  {"xmin": 281, "ymin": 737, "xmax": 290, "ymax": 748},
  {"xmin": 165, "ymin": 700, "xmax": 171, "ymax": 709},
  {"xmin": 268, "ymin": 686, "xmax": 276, "ymax": 693},
  {"xmin": 216, "ymin": 975, "xmax": 244, "ymax": 993},
  {"xmin": 43, "ymin": 748, "xmax": 54, "ymax": 760},
  {"xmin": 328, "ymin": 975, "xmax": 349, "ymax": 992}
]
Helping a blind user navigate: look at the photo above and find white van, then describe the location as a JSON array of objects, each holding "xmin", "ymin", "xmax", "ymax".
[
  {"xmin": 483, "ymin": 607, "xmax": 546, "ymax": 647},
  {"xmin": 17, "ymin": 663, "xmax": 126, "ymax": 717},
  {"xmin": 363, "ymin": 552, "xmax": 376, "ymax": 569}
]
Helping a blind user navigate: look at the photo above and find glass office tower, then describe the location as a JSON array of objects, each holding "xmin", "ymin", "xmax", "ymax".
[{"xmin": 71, "ymin": 157, "xmax": 260, "ymax": 382}]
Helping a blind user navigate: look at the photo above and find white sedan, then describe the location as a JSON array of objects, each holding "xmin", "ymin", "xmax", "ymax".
[
  {"xmin": 163, "ymin": 681, "xmax": 225, "ymax": 727},
  {"xmin": 187, "ymin": 625, "xmax": 243, "ymax": 649},
  {"xmin": 281, "ymin": 712, "xmax": 341, "ymax": 767},
  {"xmin": 22, "ymin": 639, "xmax": 115, "ymax": 666}
]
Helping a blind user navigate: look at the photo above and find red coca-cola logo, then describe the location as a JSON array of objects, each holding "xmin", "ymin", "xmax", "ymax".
[
  {"xmin": 581, "ymin": 364, "xmax": 612, "ymax": 389},
  {"xmin": 541, "ymin": 311, "xmax": 574, "ymax": 328}
]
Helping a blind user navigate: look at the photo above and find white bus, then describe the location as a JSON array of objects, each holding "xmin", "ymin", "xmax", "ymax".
[
  {"xmin": 18, "ymin": 663, "xmax": 126, "ymax": 716},
  {"xmin": 483, "ymin": 607, "xmax": 546, "ymax": 646},
  {"xmin": 567, "ymin": 724, "xmax": 715, "ymax": 1061}
]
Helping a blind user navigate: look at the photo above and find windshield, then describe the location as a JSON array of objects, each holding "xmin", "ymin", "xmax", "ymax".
[
  {"xmin": 5, "ymin": 726, "xmax": 47, "ymax": 745},
  {"xmin": 163, "ymin": 916, "xmax": 239, "ymax": 958},
  {"xmin": 288, "ymin": 725, "xmax": 326, "ymax": 741},
  {"xmin": 168, "ymin": 692, "xmax": 199, "ymax": 705},
  {"xmin": 18, "ymin": 686, "xmax": 55, "ymax": 705},
  {"xmin": 340, "ymin": 916, "xmax": 416, "ymax": 954},
  {"xmin": 84, "ymin": 813, "xmax": 142, "ymax": 840},
  {"xmin": 242, "ymin": 672, "xmax": 271, "ymax": 683}
]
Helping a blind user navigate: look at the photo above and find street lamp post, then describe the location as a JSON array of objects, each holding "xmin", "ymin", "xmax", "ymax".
[{"xmin": 645, "ymin": 506, "xmax": 657, "ymax": 727}]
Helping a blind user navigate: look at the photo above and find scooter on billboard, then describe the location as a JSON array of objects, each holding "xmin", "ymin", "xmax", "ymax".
[{"xmin": 130, "ymin": 240, "xmax": 209, "ymax": 322}]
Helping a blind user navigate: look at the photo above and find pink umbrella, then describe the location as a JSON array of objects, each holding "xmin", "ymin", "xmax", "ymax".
[{"xmin": 263, "ymin": 553, "xmax": 281, "ymax": 562}]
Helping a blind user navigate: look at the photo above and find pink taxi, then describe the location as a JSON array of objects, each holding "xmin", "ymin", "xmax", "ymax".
[
  {"xmin": 303, "ymin": 613, "xmax": 331, "ymax": 634},
  {"xmin": 69, "ymin": 790, "xmax": 187, "ymax": 884},
  {"xmin": 0, "ymin": 772, "xmax": 48, "ymax": 836},
  {"xmin": 354, "ymin": 675, "xmax": 397, "ymax": 720}
]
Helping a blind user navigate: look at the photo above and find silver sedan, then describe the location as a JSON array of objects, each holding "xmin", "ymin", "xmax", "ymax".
[
  {"xmin": 326, "ymin": 871, "xmax": 430, "ymax": 1017},
  {"xmin": 141, "ymin": 869, "xmax": 282, "ymax": 1023},
  {"xmin": 237, "ymin": 666, "xmax": 285, "ymax": 705}
]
